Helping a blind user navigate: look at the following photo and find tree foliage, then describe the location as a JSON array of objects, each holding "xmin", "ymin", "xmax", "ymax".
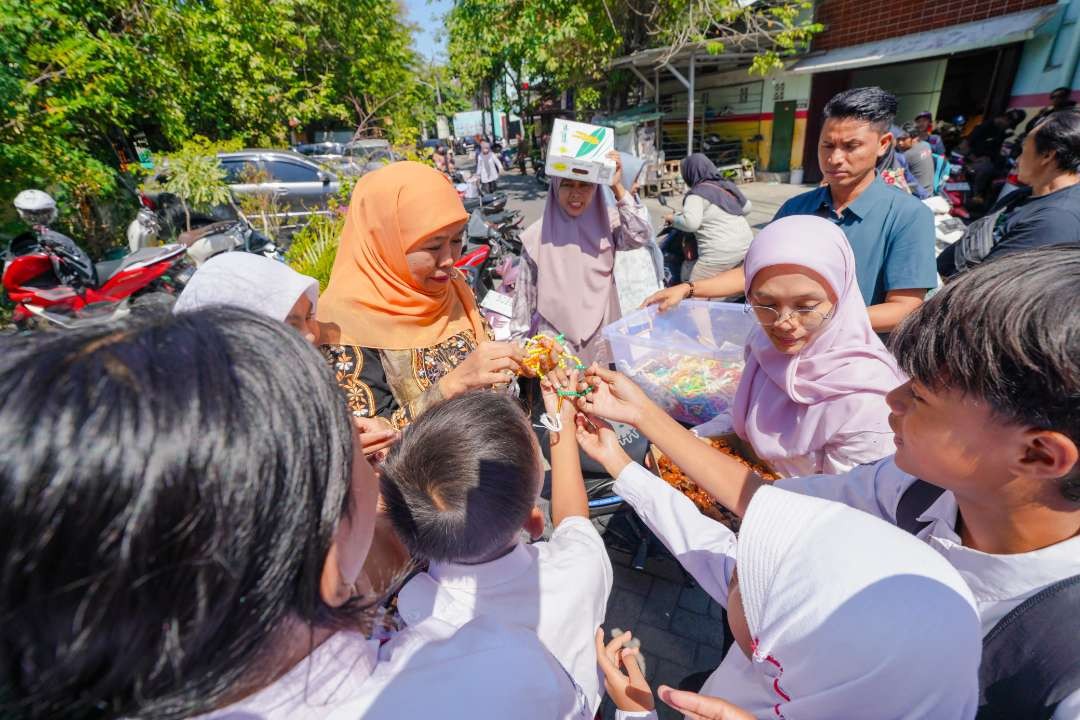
[
  {"xmin": 446, "ymin": 0, "xmax": 822, "ymax": 114},
  {"xmin": 0, "ymin": 0, "xmax": 421, "ymax": 244}
]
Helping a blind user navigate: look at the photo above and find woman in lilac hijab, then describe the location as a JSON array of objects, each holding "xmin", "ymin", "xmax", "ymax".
[
  {"xmin": 510, "ymin": 151, "xmax": 653, "ymax": 365},
  {"xmin": 731, "ymin": 215, "xmax": 904, "ymax": 477}
]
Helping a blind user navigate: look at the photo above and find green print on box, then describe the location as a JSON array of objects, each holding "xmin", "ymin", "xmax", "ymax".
[{"xmin": 574, "ymin": 128, "xmax": 606, "ymax": 158}]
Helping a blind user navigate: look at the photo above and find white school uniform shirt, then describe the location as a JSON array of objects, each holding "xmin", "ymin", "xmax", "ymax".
[
  {"xmin": 612, "ymin": 458, "xmax": 1080, "ymax": 720},
  {"xmin": 777, "ymin": 457, "xmax": 1080, "ymax": 719},
  {"xmin": 613, "ymin": 463, "xmax": 781, "ymax": 719},
  {"xmin": 397, "ymin": 516, "xmax": 614, "ymax": 715},
  {"xmin": 194, "ymin": 615, "xmax": 591, "ymax": 720}
]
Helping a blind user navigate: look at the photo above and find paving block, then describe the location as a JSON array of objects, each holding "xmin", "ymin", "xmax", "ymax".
[
  {"xmin": 670, "ymin": 607, "xmax": 727, "ymax": 649},
  {"xmin": 677, "ymin": 585, "xmax": 711, "ymax": 614},
  {"xmin": 604, "ymin": 588, "xmax": 646, "ymax": 634},
  {"xmin": 632, "ymin": 622, "xmax": 696, "ymax": 667},
  {"xmin": 639, "ymin": 577, "xmax": 681, "ymax": 629},
  {"xmin": 612, "ymin": 562, "xmax": 654, "ymax": 596},
  {"xmin": 653, "ymin": 659, "xmax": 693, "ymax": 720}
]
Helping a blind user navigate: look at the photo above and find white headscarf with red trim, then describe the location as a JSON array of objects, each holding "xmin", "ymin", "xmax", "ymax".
[{"xmin": 730, "ymin": 484, "xmax": 980, "ymax": 719}]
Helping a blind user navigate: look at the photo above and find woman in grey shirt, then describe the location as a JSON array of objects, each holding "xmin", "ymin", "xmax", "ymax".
[{"xmin": 665, "ymin": 154, "xmax": 754, "ymax": 282}]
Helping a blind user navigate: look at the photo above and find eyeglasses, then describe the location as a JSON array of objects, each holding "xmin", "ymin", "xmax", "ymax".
[{"xmin": 743, "ymin": 302, "xmax": 834, "ymax": 330}]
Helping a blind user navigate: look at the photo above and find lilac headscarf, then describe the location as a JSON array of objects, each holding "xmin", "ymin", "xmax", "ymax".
[
  {"xmin": 521, "ymin": 177, "xmax": 615, "ymax": 346},
  {"xmin": 731, "ymin": 215, "xmax": 904, "ymax": 465}
]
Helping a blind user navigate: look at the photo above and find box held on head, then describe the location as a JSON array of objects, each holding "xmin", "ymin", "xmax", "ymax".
[{"xmin": 545, "ymin": 119, "xmax": 617, "ymax": 185}]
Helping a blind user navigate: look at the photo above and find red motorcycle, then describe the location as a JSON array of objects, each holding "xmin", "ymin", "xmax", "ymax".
[{"xmin": 3, "ymin": 190, "xmax": 192, "ymax": 329}]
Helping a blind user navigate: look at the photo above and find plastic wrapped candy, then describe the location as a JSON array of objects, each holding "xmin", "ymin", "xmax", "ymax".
[
  {"xmin": 631, "ymin": 353, "xmax": 745, "ymax": 425},
  {"xmin": 603, "ymin": 301, "xmax": 755, "ymax": 425}
]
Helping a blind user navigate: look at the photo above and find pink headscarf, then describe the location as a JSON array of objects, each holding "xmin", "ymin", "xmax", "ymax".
[
  {"xmin": 521, "ymin": 177, "xmax": 615, "ymax": 346},
  {"xmin": 731, "ymin": 215, "xmax": 904, "ymax": 465}
]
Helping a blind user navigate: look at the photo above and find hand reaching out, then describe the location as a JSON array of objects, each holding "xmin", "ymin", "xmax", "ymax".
[
  {"xmin": 641, "ymin": 284, "xmax": 692, "ymax": 311},
  {"xmin": 575, "ymin": 414, "xmax": 631, "ymax": 478},
  {"xmin": 440, "ymin": 341, "xmax": 525, "ymax": 397},
  {"xmin": 656, "ymin": 686, "xmax": 755, "ymax": 720},
  {"xmin": 540, "ymin": 366, "xmax": 579, "ymax": 431},
  {"xmin": 578, "ymin": 364, "xmax": 654, "ymax": 427},
  {"xmin": 596, "ymin": 629, "xmax": 654, "ymax": 714},
  {"xmin": 352, "ymin": 416, "xmax": 400, "ymax": 460}
]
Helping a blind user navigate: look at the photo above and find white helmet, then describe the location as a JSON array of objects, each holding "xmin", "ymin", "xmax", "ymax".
[{"xmin": 14, "ymin": 189, "xmax": 58, "ymax": 226}]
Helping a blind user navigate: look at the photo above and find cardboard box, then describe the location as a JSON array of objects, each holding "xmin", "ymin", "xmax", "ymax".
[{"xmin": 545, "ymin": 119, "xmax": 617, "ymax": 184}]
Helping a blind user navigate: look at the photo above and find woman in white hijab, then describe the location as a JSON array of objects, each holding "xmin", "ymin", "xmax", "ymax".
[
  {"xmin": 173, "ymin": 253, "xmax": 320, "ymax": 344},
  {"xmin": 593, "ymin": 478, "xmax": 981, "ymax": 719}
]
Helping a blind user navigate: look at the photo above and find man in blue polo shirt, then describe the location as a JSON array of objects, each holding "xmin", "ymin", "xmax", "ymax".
[{"xmin": 644, "ymin": 87, "xmax": 937, "ymax": 333}]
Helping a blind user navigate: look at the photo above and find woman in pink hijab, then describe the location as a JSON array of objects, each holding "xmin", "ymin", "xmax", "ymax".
[
  {"xmin": 732, "ymin": 215, "xmax": 904, "ymax": 477},
  {"xmin": 510, "ymin": 152, "xmax": 653, "ymax": 365}
]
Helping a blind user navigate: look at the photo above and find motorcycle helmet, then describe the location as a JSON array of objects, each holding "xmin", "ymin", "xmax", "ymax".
[{"xmin": 14, "ymin": 189, "xmax": 58, "ymax": 226}]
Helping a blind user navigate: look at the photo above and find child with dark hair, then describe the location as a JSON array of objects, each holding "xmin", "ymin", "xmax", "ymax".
[
  {"xmin": 0, "ymin": 309, "xmax": 589, "ymax": 720},
  {"xmin": 381, "ymin": 374, "xmax": 613, "ymax": 714},
  {"xmin": 581, "ymin": 245, "xmax": 1080, "ymax": 719}
]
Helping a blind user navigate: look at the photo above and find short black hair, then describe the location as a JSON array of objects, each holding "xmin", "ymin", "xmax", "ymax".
[
  {"xmin": 1032, "ymin": 108, "xmax": 1080, "ymax": 173},
  {"xmin": 380, "ymin": 392, "xmax": 542, "ymax": 564},
  {"xmin": 0, "ymin": 308, "xmax": 362, "ymax": 719},
  {"xmin": 891, "ymin": 246, "xmax": 1080, "ymax": 499},
  {"xmin": 1051, "ymin": 86, "xmax": 1072, "ymax": 97},
  {"xmin": 897, "ymin": 122, "xmax": 916, "ymax": 139},
  {"xmin": 823, "ymin": 86, "xmax": 898, "ymax": 132}
]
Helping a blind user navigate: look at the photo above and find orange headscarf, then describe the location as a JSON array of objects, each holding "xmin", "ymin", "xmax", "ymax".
[{"xmin": 318, "ymin": 161, "xmax": 483, "ymax": 349}]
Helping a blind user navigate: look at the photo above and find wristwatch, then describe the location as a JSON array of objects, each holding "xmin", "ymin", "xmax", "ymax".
[{"xmin": 685, "ymin": 281, "xmax": 696, "ymax": 299}]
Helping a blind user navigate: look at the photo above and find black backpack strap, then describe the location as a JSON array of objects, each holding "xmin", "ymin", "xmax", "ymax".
[
  {"xmin": 978, "ymin": 574, "xmax": 1080, "ymax": 719},
  {"xmin": 894, "ymin": 479, "xmax": 947, "ymax": 535}
]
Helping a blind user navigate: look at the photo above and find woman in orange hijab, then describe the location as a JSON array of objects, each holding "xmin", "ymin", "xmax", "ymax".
[{"xmin": 319, "ymin": 161, "xmax": 524, "ymax": 429}]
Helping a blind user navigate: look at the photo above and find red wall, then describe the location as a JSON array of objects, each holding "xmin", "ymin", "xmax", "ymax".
[{"xmin": 812, "ymin": 0, "xmax": 1057, "ymax": 51}]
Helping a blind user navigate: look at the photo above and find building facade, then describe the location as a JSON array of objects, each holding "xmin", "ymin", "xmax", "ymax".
[{"xmin": 643, "ymin": 0, "xmax": 1078, "ymax": 180}]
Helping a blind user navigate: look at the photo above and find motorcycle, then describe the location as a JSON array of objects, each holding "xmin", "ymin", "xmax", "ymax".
[
  {"xmin": 455, "ymin": 208, "xmax": 524, "ymax": 305},
  {"xmin": 3, "ymin": 190, "xmax": 192, "ymax": 330},
  {"xmin": 655, "ymin": 223, "xmax": 696, "ymax": 287},
  {"xmin": 125, "ymin": 186, "xmax": 221, "ymax": 253},
  {"xmin": 462, "ymin": 191, "xmax": 508, "ymax": 216},
  {"xmin": 942, "ymin": 151, "xmax": 972, "ymax": 221},
  {"xmin": 177, "ymin": 219, "xmax": 284, "ymax": 266},
  {"xmin": 126, "ymin": 186, "xmax": 282, "ymax": 264}
]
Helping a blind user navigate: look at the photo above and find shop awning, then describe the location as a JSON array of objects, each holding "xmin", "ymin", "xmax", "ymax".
[
  {"xmin": 792, "ymin": 5, "xmax": 1062, "ymax": 74},
  {"xmin": 596, "ymin": 105, "xmax": 666, "ymax": 130}
]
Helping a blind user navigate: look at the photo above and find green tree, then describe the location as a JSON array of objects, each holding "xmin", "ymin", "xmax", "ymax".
[
  {"xmin": 1, "ymin": 0, "xmax": 423, "ymax": 253},
  {"xmin": 446, "ymin": 0, "xmax": 821, "ymax": 117}
]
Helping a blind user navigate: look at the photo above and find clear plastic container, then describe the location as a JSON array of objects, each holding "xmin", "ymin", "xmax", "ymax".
[{"xmin": 602, "ymin": 300, "xmax": 755, "ymax": 425}]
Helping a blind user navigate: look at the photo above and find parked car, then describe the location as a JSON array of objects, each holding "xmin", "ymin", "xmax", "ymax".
[
  {"xmin": 343, "ymin": 139, "xmax": 400, "ymax": 175},
  {"xmin": 418, "ymin": 138, "xmax": 442, "ymax": 154},
  {"xmin": 217, "ymin": 150, "xmax": 340, "ymax": 237},
  {"xmin": 293, "ymin": 142, "xmax": 346, "ymax": 157}
]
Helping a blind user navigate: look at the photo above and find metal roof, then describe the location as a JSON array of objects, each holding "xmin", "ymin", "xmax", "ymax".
[{"xmin": 791, "ymin": 5, "xmax": 1062, "ymax": 73}]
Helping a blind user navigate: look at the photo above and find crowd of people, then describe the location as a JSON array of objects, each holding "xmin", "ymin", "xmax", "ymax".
[{"xmin": 1, "ymin": 84, "xmax": 1078, "ymax": 720}]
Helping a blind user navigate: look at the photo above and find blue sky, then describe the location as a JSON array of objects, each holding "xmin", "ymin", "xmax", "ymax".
[{"xmin": 405, "ymin": 0, "xmax": 453, "ymax": 62}]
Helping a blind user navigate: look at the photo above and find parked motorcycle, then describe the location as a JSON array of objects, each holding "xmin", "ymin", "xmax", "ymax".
[
  {"xmin": 126, "ymin": 188, "xmax": 283, "ymax": 265},
  {"xmin": 942, "ymin": 151, "xmax": 972, "ymax": 221},
  {"xmin": 455, "ymin": 208, "xmax": 524, "ymax": 304},
  {"xmin": 3, "ymin": 190, "xmax": 192, "ymax": 329},
  {"xmin": 462, "ymin": 191, "xmax": 508, "ymax": 216},
  {"xmin": 125, "ymin": 187, "xmax": 221, "ymax": 253},
  {"xmin": 177, "ymin": 219, "xmax": 284, "ymax": 266}
]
